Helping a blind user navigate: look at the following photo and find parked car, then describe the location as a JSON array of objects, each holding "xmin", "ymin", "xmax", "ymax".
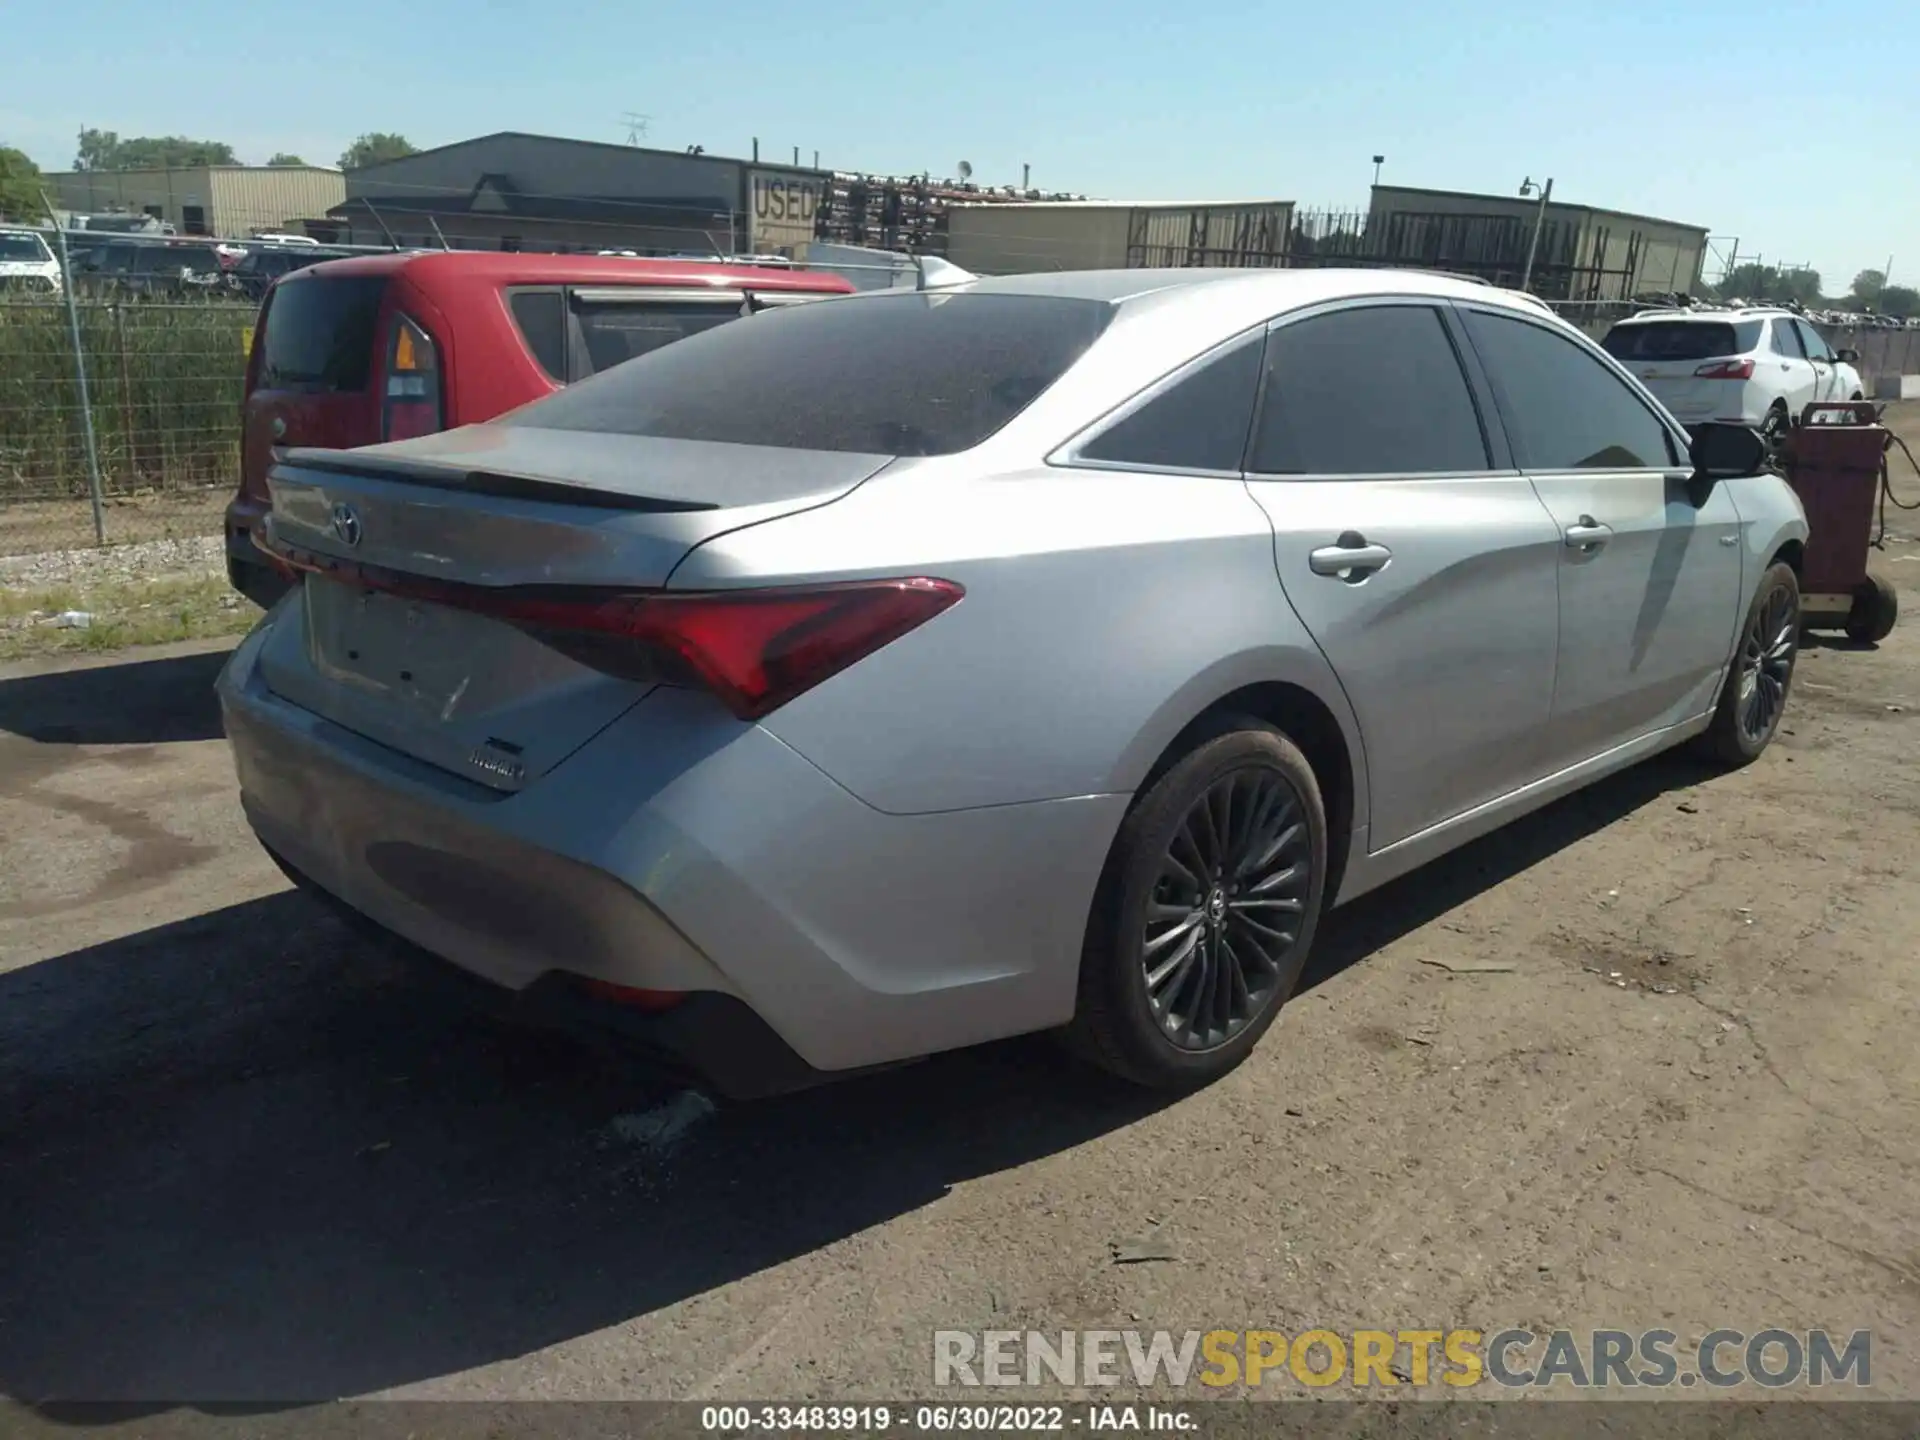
[
  {"xmin": 222, "ymin": 243, "xmax": 359, "ymax": 301},
  {"xmin": 1602, "ymin": 307, "xmax": 1863, "ymax": 452},
  {"xmin": 219, "ymin": 269, "xmax": 1807, "ymax": 1099},
  {"xmin": 76, "ymin": 238, "xmax": 226, "ymax": 295},
  {"xmin": 0, "ymin": 227, "xmax": 63, "ymax": 294},
  {"xmin": 224, "ymin": 251, "xmax": 856, "ymax": 609}
]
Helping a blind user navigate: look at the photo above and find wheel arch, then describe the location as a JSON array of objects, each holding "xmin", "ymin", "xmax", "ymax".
[{"xmin": 1115, "ymin": 663, "xmax": 1367, "ymax": 907}]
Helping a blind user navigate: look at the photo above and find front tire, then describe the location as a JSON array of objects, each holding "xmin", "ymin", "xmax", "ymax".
[
  {"xmin": 1697, "ymin": 561, "xmax": 1800, "ymax": 766},
  {"xmin": 1067, "ymin": 718, "xmax": 1328, "ymax": 1090}
]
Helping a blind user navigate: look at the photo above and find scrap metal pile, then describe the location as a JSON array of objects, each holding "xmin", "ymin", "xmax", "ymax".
[{"xmin": 812, "ymin": 172, "xmax": 1084, "ymax": 255}]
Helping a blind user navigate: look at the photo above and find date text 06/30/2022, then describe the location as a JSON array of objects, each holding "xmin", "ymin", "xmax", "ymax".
[{"xmin": 700, "ymin": 1405, "xmax": 1196, "ymax": 1432}]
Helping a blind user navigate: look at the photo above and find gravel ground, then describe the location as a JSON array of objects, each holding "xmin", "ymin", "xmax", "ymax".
[
  {"xmin": 0, "ymin": 411, "xmax": 1916, "ymax": 1418},
  {"xmin": 0, "ymin": 532, "xmax": 224, "ymax": 589}
]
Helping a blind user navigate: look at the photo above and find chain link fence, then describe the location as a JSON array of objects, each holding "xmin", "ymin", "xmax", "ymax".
[{"xmin": 0, "ymin": 294, "xmax": 250, "ymax": 559}]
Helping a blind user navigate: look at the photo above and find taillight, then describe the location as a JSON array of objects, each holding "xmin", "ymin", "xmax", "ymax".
[
  {"xmin": 254, "ymin": 534, "xmax": 962, "ymax": 720},
  {"xmin": 382, "ymin": 312, "xmax": 443, "ymax": 441},
  {"xmin": 1694, "ymin": 359, "xmax": 1756, "ymax": 380},
  {"xmin": 528, "ymin": 580, "xmax": 965, "ymax": 719},
  {"xmin": 242, "ymin": 307, "xmax": 268, "ymax": 403},
  {"xmin": 574, "ymin": 978, "xmax": 687, "ymax": 1012}
]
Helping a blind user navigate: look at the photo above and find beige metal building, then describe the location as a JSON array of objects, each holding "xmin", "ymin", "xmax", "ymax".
[
  {"xmin": 1364, "ymin": 184, "xmax": 1708, "ymax": 304},
  {"xmin": 943, "ymin": 199, "xmax": 1296, "ymax": 274},
  {"xmin": 45, "ymin": 166, "xmax": 346, "ymax": 239}
]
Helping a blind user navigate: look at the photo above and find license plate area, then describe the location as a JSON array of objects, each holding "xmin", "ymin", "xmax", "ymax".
[{"xmin": 305, "ymin": 579, "xmax": 495, "ymax": 720}]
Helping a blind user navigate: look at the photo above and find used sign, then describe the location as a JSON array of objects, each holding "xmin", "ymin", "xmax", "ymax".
[{"xmin": 748, "ymin": 170, "xmax": 822, "ymax": 256}]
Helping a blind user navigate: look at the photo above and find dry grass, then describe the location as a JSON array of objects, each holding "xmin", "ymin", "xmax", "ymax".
[{"xmin": 0, "ymin": 570, "xmax": 260, "ymax": 661}]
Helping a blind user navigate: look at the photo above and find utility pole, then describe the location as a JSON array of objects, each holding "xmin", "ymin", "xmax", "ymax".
[{"xmin": 1519, "ymin": 176, "xmax": 1553, "ymax": 293}]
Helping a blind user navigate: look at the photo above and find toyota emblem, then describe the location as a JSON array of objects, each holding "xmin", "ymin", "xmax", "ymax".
[{"xmin": 328, "ymin": 501, "xmax": 363, "ymax": 549}]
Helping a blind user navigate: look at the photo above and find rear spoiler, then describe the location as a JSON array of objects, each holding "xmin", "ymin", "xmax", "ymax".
[{"xmin": 276, "ymin": 450, "xmax": 717, "ymax": 513}]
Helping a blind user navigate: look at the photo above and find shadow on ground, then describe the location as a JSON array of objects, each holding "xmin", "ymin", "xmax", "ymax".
[
  {"xmin": 0, "ymin": 752, "xmax": 1710, "ymax": 1410},
  {"xmin": 0, "ymin": 648, "xmax": 230, "ymax": 746}
]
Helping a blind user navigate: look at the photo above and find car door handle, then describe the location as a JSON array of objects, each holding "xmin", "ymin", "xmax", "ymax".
[
  {"xmin": 1308, "ymin": 535, "xmax": 1393, "ymax": 579},
  {"xmin": 1564, "ymin": 516, "xmax": 1613, "ymax": 550}
]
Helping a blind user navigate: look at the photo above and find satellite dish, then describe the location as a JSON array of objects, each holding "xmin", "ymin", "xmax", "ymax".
[{"xmin": 957, "ymin": 160, "xmax": 973, "ymax": 181}]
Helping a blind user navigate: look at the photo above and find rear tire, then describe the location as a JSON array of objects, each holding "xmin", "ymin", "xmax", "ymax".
[
  {"xmin": 1844, "ymin": 573, "xmax": 1898, "ymax": 644},
  {"xmin": 1066, "ymin": 718, "xmax": 1328, "ymax": 1090},
  {"xmin": 1697, "ymin": 561, "xmax": 1800, "ymax": 767}
]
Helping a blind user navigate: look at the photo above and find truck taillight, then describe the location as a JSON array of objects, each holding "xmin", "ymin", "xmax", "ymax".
[
  {"xmin": 1695, "ymin": 359, "xmax": 1756, "ymax": 380},
  {"xmin": 382, "ymin": 312, "xmax": 443, "ymax": 441}
]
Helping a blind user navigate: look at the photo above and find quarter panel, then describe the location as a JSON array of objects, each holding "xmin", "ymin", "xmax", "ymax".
[{"xmin": 671, "ymin": 464, "xmax": 1348, "ymax": 815}]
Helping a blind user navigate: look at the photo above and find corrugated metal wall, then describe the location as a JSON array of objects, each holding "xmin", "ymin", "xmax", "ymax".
[
  {"xmin": 944, "ymin": 207, "xmax": 1131, "ymax": 272},
  {"xmin": 211, "ymin": 169, "xmax": 346, "ymax": 234},
  {"xmin": 944, "ymin": 202, "xmax": 1295, "ymax": 274}
]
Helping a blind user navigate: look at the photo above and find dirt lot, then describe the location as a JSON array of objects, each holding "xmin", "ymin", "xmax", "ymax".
[{"xmin": 2, "ymin": 414, "xmax": 1918, "ymax": 1413}]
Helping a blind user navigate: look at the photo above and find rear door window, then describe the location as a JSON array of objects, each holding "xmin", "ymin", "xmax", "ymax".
[
  {"xmin": 1248, "ymin": 304, "xmax": 1490, "ymax": 475},
  {"xmin": 257, "ymin": 275, "xmax": 388, "ymax": 393},
  {"xmin": 1769, "ymin": 320, "xmax": 1804, "ymax": 356},
  {"xmin": 569, "ymin": 292, "xmax": 744, "ymax": 378},
  {"xmin": 516, "ymin": 292, "xmax": 1115, "ymax": 456},
  {"xmin": 1463, "ymin": 309, "xmax": 1677, "ymax": 470},
  {"xmin": 1078, "ymin": 334, "xmax": 1263, "ymax": 472}
]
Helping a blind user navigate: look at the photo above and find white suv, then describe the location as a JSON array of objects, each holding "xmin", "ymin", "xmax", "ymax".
[
  {"xmin": 0, "ymin": 227, "xmax": 63, "ymax": 295},
  {"xmin": 1600, "ymin": 307, "xmax": 1864, "ymax": 449}
]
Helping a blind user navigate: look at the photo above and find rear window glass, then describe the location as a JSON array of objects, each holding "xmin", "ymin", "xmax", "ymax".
[
  {"xmin": 573, "ymin": 297, "xmax": 740, "ymax": 377},
  {"xmin": 258, "ymin": 276, "xmax": 388, "ymax": 393},
  {"xmin": 1601, "ymin": 320, "xmax": 1763, "ymax": 361},
  {"xmin": 509, "ymin": 292, "xmax": 1115, "ymax": 456}
]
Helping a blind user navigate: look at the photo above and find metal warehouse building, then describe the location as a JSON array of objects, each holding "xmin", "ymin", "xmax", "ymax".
[
  {"xmin": 1363, "ymin": 184, "xmax": 1709, "ymax": 306},
  {"xmin": 327, "ymin": 132, "xmax": 829, "ymax": 257},
  {"xmin": 942, "ymin": 199, "xmax": 1296, "ymax": 274},
  {"xmin": 44, "ymin": 165, "xmax": 345, "ymax": 238}
]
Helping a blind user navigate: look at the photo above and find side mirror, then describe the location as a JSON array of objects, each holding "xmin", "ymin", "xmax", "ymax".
[
  {"xmin": 1834, "ymin": 347, "xmax": 1860, "ymax": 364},
  {"xmin": 1689, "ymin": 422, "xmax": 1768, "ymax": 483}
]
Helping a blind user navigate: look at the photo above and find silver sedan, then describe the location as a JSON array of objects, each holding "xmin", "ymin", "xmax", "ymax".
[{"xmin": 219, "ymin": 268, "xmax": 1808, "ymax": 1096}]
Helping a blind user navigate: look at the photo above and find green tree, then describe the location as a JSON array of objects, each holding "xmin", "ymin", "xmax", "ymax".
[
  {"xmin": 0, "ymin": 145, "xmax": 45, "ymax": 221},
  {"xmin": 74, "ymin": 127, "xmax": 237, "ymax": 169},
  {"xmin": 338, "ymin": 132, "xmax": 418, "ymax": 170},
  {"xmin": 1878, "ymin": 284, "xmax": 1919, "ymax": 320},
  {"xmin": 1849, "ymin": 269, "xmax": 1887, "ymax": 306},
  {"xmin": 266, "ymin": 152, "xmax": 308, "ymax": 167}
]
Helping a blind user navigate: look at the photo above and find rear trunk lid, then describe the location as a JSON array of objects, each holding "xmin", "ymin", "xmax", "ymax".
[
  {"xmin": 252, "ymin": 426, "xmax": 891, "ymax": 791},
  {"xmin": 240, "ymin": 274, "xmax": 390, "ymax": 510}
]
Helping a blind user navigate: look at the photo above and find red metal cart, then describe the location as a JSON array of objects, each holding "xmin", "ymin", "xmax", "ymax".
[{"xmin": 1778, "ymin": 401, "xmax": 1899, "ymax": 643}]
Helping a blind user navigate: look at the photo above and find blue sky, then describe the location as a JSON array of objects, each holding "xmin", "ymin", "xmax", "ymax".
[{"xmin": 5, "ymin": 0, "xmax": 1912, "ymax": 292}]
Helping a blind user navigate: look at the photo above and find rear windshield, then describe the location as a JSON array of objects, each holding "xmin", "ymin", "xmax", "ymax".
[
  {"xmin": 507, "ymin": 292, "xmax": 1116, "ymax": 456},
  {"xmin": 0, "ymin": 233, "xmax": 51, "ymax": 262},
  {"xmin": 257, "ymin": 275, "xmax": 388, "ymax": 393},
  {"xmin": 1602, "ymin": 320, "xmax": 1763, "ymax": 361}
]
